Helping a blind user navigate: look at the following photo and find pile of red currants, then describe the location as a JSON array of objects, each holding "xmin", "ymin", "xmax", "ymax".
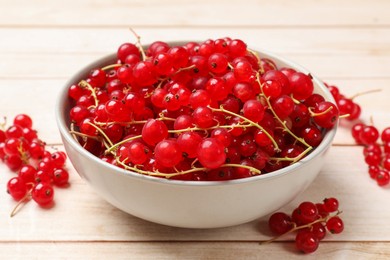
[
  {"xmin": 0, "ymin": 114, "xmax": 69, "ymax": 216},
  {"xmin": 267, "ymin": 197, "xmax": 343, "ymax": 254},
  {"xmin": 67, "ymin": 37, "xmax": 339, "ymax": 181}
]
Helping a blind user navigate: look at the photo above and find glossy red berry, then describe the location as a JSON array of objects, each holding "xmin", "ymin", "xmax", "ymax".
[
  {"xmin": 323, "ymin": 197, "xmax": 339, "ymax": 213},
  {"xmin": 7, "ymin": 177, "xmax": 28, "ymax": 201},
  {"xmin": 197, "ymin": 138, "xmax": 226, "ymax": 169},
  {"xmin": 326, "ymin": 216, "xmax": 344, "ymax": 234},
  {"xmin": 154, "ymin": 139, "xmax": 183, "ymax": 168},
  {"xmin": 359, "ymin": 125, "xmax": 379, "ymax": 145},
  {"xmin": 53, "ymin": 168, "xmax": 70, "ymax": 186},
  {"xmin": 295, "ymin": 230, "xmax": 319, "ymax": 254},
  {"xmin": 289, "ymin": 72, "xmax": 314, "ymax": 100},
  {"xmin": 141, "ymin": 119, "xmax": 168, "ymax": 146},
  {"xmin": 242, "ymin": 99, "xmax": 265, "ymax": 123},
  {"xmin": 13, "ymin": 114, "xmax": 33, "ymax": 128},
  {"xmin": 381, "ymin": 127, "xmax": 390, "ymax": 143},
  {"xmin": 268, "ymin": 212, "xmax": 293, "ymax": 235},
  {"xmin": 32, "ymin": 183, "xmax": 54, "ymax": 206},
  {"xmin": 312, "ymin": 101, "xmax": 339, "ymax": 129}
]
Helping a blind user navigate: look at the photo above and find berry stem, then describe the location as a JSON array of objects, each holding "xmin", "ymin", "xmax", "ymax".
[
  {"xmin": 247, "ymin": 49, "xmax": 265, "ymax": 74},
  {"xmin": 0, "ymin": 116, "xmax": 6, "ymax": 130},
  {"xmin": 86, "ymin": 121, "xmax": 114, "ymax": 147},
  {"xmin": 79, "ymin": 80, "xmax": 99, "ymax": 108},
  {"xmin": 129, "ymin": 28, "xmax": 146, "ymax": 61},
  {"xmin": 69, "ymin": 129, "xmax": 101, "ymax": 141},
  {"xmin": 209, "ymin": 106, "xmax": 279, "ymax": 151},
  {"xmin": 101, "ymin": 64, "xmax": 122, "ymax": 71},
  {"xmin": 270, "ymin": 146, "xmax": 313, "ymax": 164},
  {"xmin": 10, "ymin": 185, "xmax": 33, "ymax": 217},
  {"xmin": 223, "ymin": 163, "xmax": 261, "ymax": 175},
  {"xmin": 349, "ymin": 88, "xmax": 381, "ymax": 100},
  {"xmin": 105, "ymin": 134, "xmax": 142, "ymax": 154},
  {"xmin": 309, "ymin": 106, "xmax": 334, "ymax": 118},
  {"xmin": 116, "ymin": 159, "xmax": 261, "ymax": 178}
]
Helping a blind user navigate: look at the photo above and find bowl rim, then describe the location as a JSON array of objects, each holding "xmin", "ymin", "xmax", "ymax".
[{"xmin": 56, "ymin": 43, "xmax": 337, "ymax": 187}]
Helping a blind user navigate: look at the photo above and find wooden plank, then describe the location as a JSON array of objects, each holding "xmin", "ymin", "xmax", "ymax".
[
  {"xmin": 0, "ymin": 242, "xmax": 389, "ymax": 260},
  {"xmin": 0, "ymin": 146, "xmax": 389, "ymax": 242},
  {"xmin": 0, "ymin": 52, "xmax": 389, "ymax": 79},
  {"xmin": 1, "ymin": 28, "xmax": 390, "ymax": 56},
  {"xmin": 0, "ymin": 0, "xmax": 389, "ymax": 27}
]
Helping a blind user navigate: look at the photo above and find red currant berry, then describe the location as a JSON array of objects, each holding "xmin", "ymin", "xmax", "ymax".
[
  {"xmin": 359, "ymin": 125, "xmax": 379, "ymax": 145},
  {"xmin": 268, "ymin": 212, "xmax": 293, "ymax": 235},
  {"xmin": 326, "ymin": 216, "xmax": 344, "ymax": 234},
  {"xmin": 13, "ymin": 114, "xmax": 33, "ymax": 128},
  {"xmin": 295, "ymin": 230, "xmax": 319, "ymax": 254},
  {"xmin": 53, "ymin": 168, "xmax": 70, "ymax": 186},
  {"xmin": 297, "ymin": 201, "xmax": 319, "ymax": 223},
  {"xmin": 289, "ymin": 72, "xmax": 314, "ymax": 100},
  {"xmin": 228, "ymin": 39, "xmax": 247, "ymax": 57},
  {"xmin": 7, "ymin": 177, "xmax": 28, "ymax": 201},
  {"xmin": 154, "ymin": 139, "xmax": 183, "ymax": 168},
  {"xmin": 272, "ymin": 95, "xmax": 294, "ymax": 119},
  {"xmin": 368, "ymin": 165, "xmax": 380, "ymax": 179},
  {"xmin": 351, "ymin": 123, "xmax": 365, "ymax": 144},
  {"xmin": 311, "ymin": 223, "xmax": 327, "ymax": 240},
  {"xmin": 18, "ymin": 165, "xmax": 37, "ymax": 183},
  {"xmin": 117, "ymin": 42, "xmax": 139, "ymax": 63},
  {"xmin": 141, "ymin": 119, "xmax": 169, "ymax": 146},
  {"xmin": 312, "ymin": 101, "xmax": 339, "ymax": 129},
  {"xmin": 32, "ymin": 182, "xmax": 54, "ymax": 206},
  {"xmin": 208, "ymin": 53, "xmax": 228, "ymax": 74},
  {"xmin": 376, "ymin": 170, "xmax": 390, "ymax": 186},
  {"xmin": 197, "ymin": 138, "xmax": 226, "ymax": 169},
  {"xmin": 128, "ymin": 141, "xmax": 151, "ymax": 165},
  {"xmin": 193, "ymin": 106, "xmax": 215, "ymax": 128},
  {"xmin": 242, "ymin": 99, "xmax": 265, "ymax": 123},
  {"xmin": 323, "ymin": 197, "xmax": 339, "ymax": 213},
  {"xmin": 381, "ymin": 127, "xmax": 390, "ymax": 143}
]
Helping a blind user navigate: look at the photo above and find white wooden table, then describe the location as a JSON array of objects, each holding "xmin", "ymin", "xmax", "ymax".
[{"xmin": 1, "ymin": 0, "xmax": 390, "ymax": 258}]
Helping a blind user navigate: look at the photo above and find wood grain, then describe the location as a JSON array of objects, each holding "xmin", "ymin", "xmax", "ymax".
[
  {"xmin": 1, "ymin": 146, "xmax": 389, "ymax": 242},
  {"xmin": 0, "ymin": 242, "xmax": 390, "ymax": 259},
  {"xmin": 0, "ymin": 0, "xmax": 389, "ymax": 27}
]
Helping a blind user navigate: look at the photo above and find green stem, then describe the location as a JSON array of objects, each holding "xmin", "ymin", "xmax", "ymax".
[
  {"xmin": 209, "ymin": 106, "xmax": 279, "ymax": 151},
  {"xmin": 105, "ymin": 134, "xmax": 142, "ymax": 153},
  {"xmin": 116, "ymin": 159, "xmax": 262, "ymax": 179},
  {"xmin": 86, "ymin": 122, "xmax": 114, "ymax": 147},
  {"xmin": 79, "ymin": 80, "xmax": 98, "ymax": 108},
  {"xmin": 101, "ymin": 63, "xmax": 122, "ymax": 71},
  {"xmin": 270, "ymin": 146, "xmax": 313, "ymax": 164},
  {"xmin": 129, "ymin": 28, "xmax": 146, "ymax": 61}
]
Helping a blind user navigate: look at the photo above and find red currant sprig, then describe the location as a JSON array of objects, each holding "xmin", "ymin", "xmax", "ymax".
[
  {"xmin": 264, "ymin": 197, "xmax": 343, "ymax": 254},
  {"xmin": 0, "ymin": 114, "xmax": 70, "ymax": 216},
  {"xmin": 352, "ymin": 123, "xmax": 390, "ymax": 186}
]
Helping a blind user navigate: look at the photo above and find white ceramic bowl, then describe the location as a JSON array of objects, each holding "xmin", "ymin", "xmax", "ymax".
[{"xmin": 56, "ymin": 46, "xmax": 337, "ymax": 228}]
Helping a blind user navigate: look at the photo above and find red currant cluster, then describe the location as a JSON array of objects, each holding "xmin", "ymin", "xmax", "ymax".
[
  {"xmin": 352, "ymin": 124, "xmax": 390, "ymax": 186},
  {"xmin": 0, "ymin": 114, "xmax": 69, "ymax": 216},
  {"xmin": 68, "ymin": 37, "xmax": 339, "ymax": 181},
  {"xmin": 266, "ymin": 198, "xmax": 343, "ymax": 254}
]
